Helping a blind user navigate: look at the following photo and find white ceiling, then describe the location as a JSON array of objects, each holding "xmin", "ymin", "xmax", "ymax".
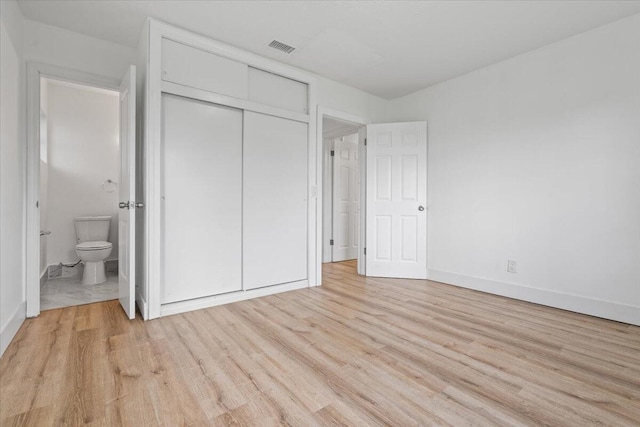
[
  {"xmin": 323, "ymin": 117, "xmax": 362, "ymax": 138},
  {"xmin": 17, "ymin": 1, "xmax": 640, "ymax": 99}
]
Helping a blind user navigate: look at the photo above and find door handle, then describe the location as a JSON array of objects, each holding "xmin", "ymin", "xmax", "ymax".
[
  {"xmin": 40, "ymin": 230, "xmax": 51, "ymax": 236},
  {"xmin": 418, "ymin": 206, "xmax": 425, "ymax": 211},
  {"xmin": 120, "ymin": 201, "xmax": 144, "ymax": 209}
]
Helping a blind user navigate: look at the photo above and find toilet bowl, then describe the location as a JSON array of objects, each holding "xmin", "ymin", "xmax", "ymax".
[
  {"xmin": 76, "ymin": 241, "xmax": 113, "ymax": 285},
  {"xmin": 74, "ymin": 216, "xmax": 113, "ymax": 285}
]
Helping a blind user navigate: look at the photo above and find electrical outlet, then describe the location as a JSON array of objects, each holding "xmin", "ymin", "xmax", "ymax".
[{"xmin": 507, "ymin": 260, "xmax": 517, "ymax": 273}]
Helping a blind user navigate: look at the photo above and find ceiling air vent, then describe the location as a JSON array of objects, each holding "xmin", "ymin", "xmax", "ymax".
[{"xmin": 268, "ymin": 39, "xmax": 296, "ymax": 54}]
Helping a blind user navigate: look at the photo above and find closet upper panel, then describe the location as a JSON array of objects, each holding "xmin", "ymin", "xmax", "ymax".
[
  {"xmin": 248, "ymin": 67, "xmax": 308, "ymax": 114},
  {"xmin": 161, "ymin": 38, "xmax": 249, "ymax": 99},
  {"xmin": 161, "ymin": 38, "xmax": 308, "ymax": 115}
]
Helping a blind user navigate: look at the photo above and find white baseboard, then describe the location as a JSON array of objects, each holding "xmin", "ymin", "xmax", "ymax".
[
  {"xmin": 160, "ymin": 279, "xmax": 309, "ymax": 318},
  {"xmin": 0, "ymin": 301, "xmax": 26, "ymax": 357},
  {"xmin": 427, "ymin": 269, "xmax": 640, "ymax": 326}
]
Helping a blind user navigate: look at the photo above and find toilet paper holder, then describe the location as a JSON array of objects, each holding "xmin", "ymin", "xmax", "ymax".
[{"xmin": 102, "ymin": 179, "xmax": 117, "ymax": 193}]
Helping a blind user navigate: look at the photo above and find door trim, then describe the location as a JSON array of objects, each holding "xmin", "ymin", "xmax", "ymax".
[
  {"xmin": 316, "ymin": 107, "xmax": 368, "ymax": 285},
  {"xmin": 25, "ymin": 62, "xmax": 120, "ymax": 317}
]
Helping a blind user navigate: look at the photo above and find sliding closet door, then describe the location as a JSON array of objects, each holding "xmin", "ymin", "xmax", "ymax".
[
  {"xmin": 161, "ymin": 94, "xmax": 243, "ymax": 303},
  {"xmin": 243, "ymin": 111, "xmax": 308, "ymax": 290}
]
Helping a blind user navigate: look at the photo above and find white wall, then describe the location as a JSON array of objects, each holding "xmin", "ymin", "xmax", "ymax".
[
  {"xmin": 23, "ymin": 19, "xmax": 136, "ymax": 80},
  {"xmin": 0, "ymin": 0, "xmax": 26, "ymax": 356},
  {"xmin": 317, "ymin": 75, "xmax": 387, "ymax": 123},
  {"xmin": 387, "ymin": 14, "xmax": 640, "ymax": 324},
  {"xmin": 45, "ymin": 80, "xmax": 120, "ymax": 266}
]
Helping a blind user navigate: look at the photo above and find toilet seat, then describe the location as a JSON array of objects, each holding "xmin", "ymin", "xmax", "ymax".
[{"xmin": 76, "ymin": 241, "xmax": 112, "ymax": 251}]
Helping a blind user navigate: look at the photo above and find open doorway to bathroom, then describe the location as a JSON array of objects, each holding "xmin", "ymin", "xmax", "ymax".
[
  {"xmin": 39, "ymin": 77, "xmax": 120, "ymax": 310},
  {"xmin": 321, "ymin": 114, "xmax": 366, "ymax": 273}
]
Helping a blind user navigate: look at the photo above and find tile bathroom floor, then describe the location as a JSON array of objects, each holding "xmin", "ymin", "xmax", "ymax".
[{"xmin": 40, "ymin": 272, "xmax": 119, "ymax": 311}]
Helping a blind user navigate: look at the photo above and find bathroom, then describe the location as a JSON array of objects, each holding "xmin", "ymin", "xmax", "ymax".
[{"xmin": 39, "ymin": 77, "xmax": 120, "ymax": 310}]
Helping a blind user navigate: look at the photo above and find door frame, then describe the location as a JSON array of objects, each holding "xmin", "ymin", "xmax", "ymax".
[
  {"xmin": 316, "ymin": 106, "xmax": 368, "ymax": 283},
  {"xmin": 25, "ymin": 62, "xmax": 120, "ymax": 317}
]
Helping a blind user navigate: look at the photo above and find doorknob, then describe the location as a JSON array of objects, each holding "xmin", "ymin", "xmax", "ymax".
[
  {"xmin": 119, "ymin": 202, "xmax": 129, "ymax": 209},
  {"xmin": 418, "ymin": 205, "xmax": 425, "ymax": 211}
]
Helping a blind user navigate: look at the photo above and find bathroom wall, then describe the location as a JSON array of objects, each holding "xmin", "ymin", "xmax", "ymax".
[{"xmin": 45, "ymin": 78, "xmax": 120, "ymax": 266}]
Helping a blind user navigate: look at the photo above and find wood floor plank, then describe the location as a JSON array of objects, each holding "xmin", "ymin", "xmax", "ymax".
[{"xmin": 1, "ymin": 260, "xmax": 639, "ymax": 426}]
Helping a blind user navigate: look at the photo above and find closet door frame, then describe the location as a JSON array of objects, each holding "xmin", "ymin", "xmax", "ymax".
[{"xmin": 145, "ymin": 19, "xmax": 317, "ymax": 319}]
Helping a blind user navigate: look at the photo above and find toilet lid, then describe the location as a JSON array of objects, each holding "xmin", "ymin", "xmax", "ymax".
[{"xmin": 76, "ymin": 241, "xmax": 112, "ymax": 250}]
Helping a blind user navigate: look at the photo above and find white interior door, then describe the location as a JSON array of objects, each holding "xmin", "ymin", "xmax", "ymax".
[
  {"xmin": 366, "ymin": 122, "xmax": 427, "ymax": 279},
  {"xmin": 332, "ymin": 133, "xmax": 359, "ymax": 262},
  {"xmin": 118, "ymin": 65, "xmax": 136, "ymax": 319}
]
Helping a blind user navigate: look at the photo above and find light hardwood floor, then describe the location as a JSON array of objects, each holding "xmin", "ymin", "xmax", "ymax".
[{"xmin": 1, "ymin": 260, "xmax": 639, "ymax": 426}]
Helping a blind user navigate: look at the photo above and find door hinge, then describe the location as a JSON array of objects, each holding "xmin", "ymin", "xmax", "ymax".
[
  {"xmin": 364, "ymin": 138, "xmax": 367, "ymax": 146},
  {"xmin": 330, "ymin": 150, "xmax": 335, "ymax": 156},
  {"xmin": 330, "ymin": 239, "xmax": 334, "ymax": 246},
  {"xmin": 364, "ymin": 247, "xmax": 367, "ymax": 255}
]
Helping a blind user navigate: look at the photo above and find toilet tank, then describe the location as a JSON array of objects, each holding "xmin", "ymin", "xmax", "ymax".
[{"xmin": 74, "ymin": 216, "xmax": 112, "ymax": 243}]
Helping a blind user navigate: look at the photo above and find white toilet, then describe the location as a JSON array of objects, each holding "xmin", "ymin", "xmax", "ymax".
[{"xmin": 74, "ymin": 216, "xmax": 113, "ymax": 285}]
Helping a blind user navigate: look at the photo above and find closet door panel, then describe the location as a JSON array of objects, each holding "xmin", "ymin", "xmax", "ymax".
[
  {"xmin": 243, "ymin": 112, "xmax": 308, "ymax": 290},
  {"xmin": 161, "ymin": 94, "xmax": 242, "ymax": 303}
]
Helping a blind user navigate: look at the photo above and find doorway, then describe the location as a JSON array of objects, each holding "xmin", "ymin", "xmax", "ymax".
[
  {"xmin": 319, "ymin": 111, "xmax": 366, "ymax": 275},
  {"xmin": 26, "ymin": 62, "xmax": 137, "ymax": 319},
  {"xmin": 316, "ymin": 109, "xmax": 429, "ymax": 283},
  {"xmin": 38, "ymin": 77, "xmax": 120, "ymax": 310}
]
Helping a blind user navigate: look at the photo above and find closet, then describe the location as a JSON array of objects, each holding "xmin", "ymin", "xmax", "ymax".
[{"xmin": 141, "ymin": 20, "xmax": 316, "ymax": 318}]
